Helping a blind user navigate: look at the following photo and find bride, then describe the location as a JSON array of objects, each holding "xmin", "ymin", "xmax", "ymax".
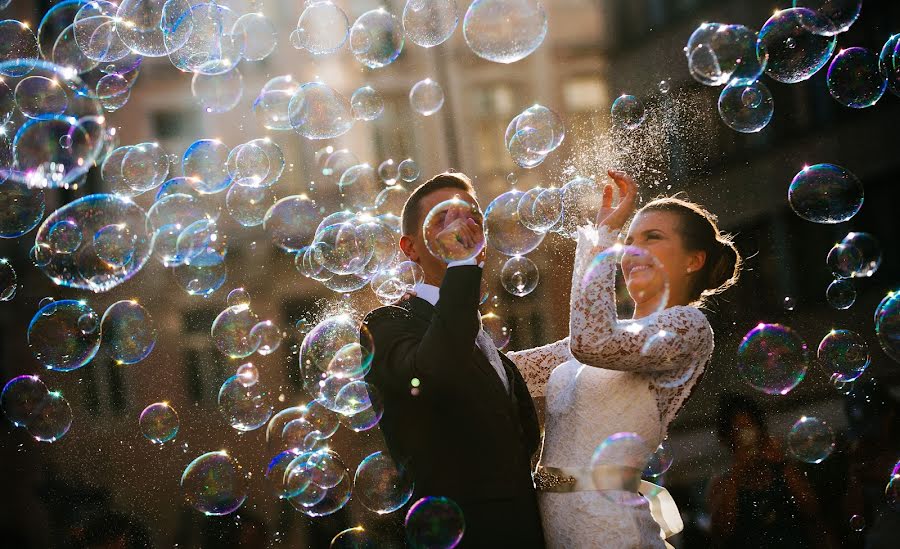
[{"xmin": 509, "ymin": 169, "xmax": 741, "ymax": 548}]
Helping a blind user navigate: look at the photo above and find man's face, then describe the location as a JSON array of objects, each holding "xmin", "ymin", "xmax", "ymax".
[{"xmin": 401, "ymin": 188, "xmax": 483, "ymax": 286}]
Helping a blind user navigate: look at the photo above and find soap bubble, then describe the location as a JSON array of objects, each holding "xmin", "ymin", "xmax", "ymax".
[
  {"xmin": 0, "ymin": 180, "xmax": 45, "ymax": 238},
  {"xmin": 370, "ymin": 261, "xmax": 422, "ymax": 304},
  {"xmin": 788, "ymin": 164, "xmax": 862, "ymax": 224},
  {"xmin": 26, "ymin": 390, "xmax": 72, "ymax": 442},
  {"xmin": 849, "ymin": 514, "xmax": 865, "ymax": 532},
  {"xmin": 181, "ymin": 451, "xmax": 248, "ymax": 516},
  {"xmin": 378, "ymin": 159, "xmax": 399, "ymax": 185},
  {"xmin": 405, "ymin": 496, "xmax": 465, "ymax": 549},
  {"xmin": 888, "ymin": 471, "xmax": 900, "ymax": 510},
  {"xmin": 827, "ymin": 47, "xmax": 887, "ymax": 108},
  {"xmin": 0, "ymin": 259, "xmax": 14, "ymax": 300},
  {"xmin": 557, "ymin": 175, "xmax": 607, "ymax": 238},
  {"xmin": 517, "ymin": 187, "xmax": 562, "ymax": 233},
  {"xmin": 610, "ymin": 95, "xmax": 645, "ymax": 130},
  {"xmin": 121, "ymin": 142, "xmax": 169, "ymax": 193},
  {"xmin": 1, "ymin": 375, "xmax": 49, "ymax": 427},
  {"xmin": 350, "ymin": 8, "xmax": 404, "ymax": 69},
  {"xmin": 230, "ymin": 138, "xmax": 284, "ymax": 188},
  {"xmin": 718, "ymin": 79, "xmax": 774, "ymax": 133},
  {"xmin": 139, "ymin": 402, "xmax": 179, "ymax": 444},
  {"xmin": 658, "ymin": 79, "xmax": 670, "ymax": 93},
  {"xmin": 354, "ymin": 451, "xmax": 414, "ymax": 514},
  {"xmin": 96, "ymin": 74, "xmax": 132, "ymax": 112},
  {"xmin": 827, "ymin": 242, "xmax": 862, "ymax": 279},
  {"xmin": 212, "ymin": 304, "xmax": 261, "ymax": 359},
  {"xmin": 826, "ymin": 278, "xmax": 856, "ymax": 309},
  {"xmin": 738, "ymin": 323, "xmax": 808, "ymax": 395},
  {"xmin": 409, "ymin": 78, "xmax": 444, "ymax": 116},
  {"xmin": 878, "ymin": 34, "xmax": 900, "ymax": 98},
  {"xmin": 792, "ymin": 0, "xmax": 862, "ymax": 34},
  {"xmin": 340, "ymin": 385, "xmax": 384, "ymax": 432},
  {"xmin": 501, "ymin": 255, "xmax": 539, "ymax": 297},
  {"xmin": 264, "ymin": 195, "xmax": 321, "ymax": 253},
  {"xmin": 0, "ymin": 20, "xmax": 39, "ymax": 74},
  {"xmin": 398, "ymin": 159, "xmax": 420, "ymax": 182},
  {"xmin": 227, "ymin": 183, "xmax": 271, "ymax": 227},
  {"xmin": 182, "ymin": 139, "xmax": 232, "ymax": 194},
  {"xmin": 168, "ymin": 2, "xmax": 243, "ymax": 75},
  {"xmin": 423, "ymin": 197, "xmax": 485, "ymax": 263},
  {"xmin": 350, "ymin": 86, "xmax": 384, "ymax": 121},
  {"xmin": 484, "ymin": 190, "xmax": 545, "ymax": 256},
  {"xmin": 100, "ymin": 300, "xmax": 156, "ymax": 364},
  {"xmin": 284, "ymin": 449, "xmax": 352, "ymax": 517},
  {"xmin": 330, "ymin": 527, "xmax": 388, "ymax": 549},
  {"xmin": 463, "ymin": 0, "xmax": 547, "ymax": 64},
  {"xmin": 14, "ymin": 75, "xmax": 69, "ymax": 119},
  {"xmin": 93, "ymin": 222, "xmax": 137, "ymax": 268},
  {"xmin": 251, "ymin": 320, "xmax": 283, "ymax": 356},
  {"xmin": 233, "ymin": 12, "xmax": 277, "ymax": 61},
  {"xmin": 236, "ymin": 362, "xmax": 258, "ymax": 386},
  {"xmin": 403, "ymin": 0, "xmax": 459, "ymax": 48},
  {"xmin": 643, "ymin": 440, "xmax": 674, "ymax": 478},
  {"xmin": 115, "ymin": 0, "xmax": 190, "ymax": 58},
  {"xmin": 28, "ymin": 299, "xmax": 101, "ymax": 371},
  {"xmin": 685, "ymin": 23, "xmax": 768, "ymax": 86},
  {"xmin": 293, "ymin": 0, "xmax": 349, "ymax": 55},
  {"xmin": 759, "ymin": 8, "xmax": 837, "ymax": 84},
  {"xmin": 787, "ymin": 416, "xmax": 834, "ymax": 463},
  {"xmin": 227, "ymin": 287, "xmax": 251, "ymax": 308},
  {"xmin": 253, "ymin": 75, "xmax": 301, "ymax": 130},
  {"xmin": 191, "ymin": 68, "xmax": 243, "ymax": 114},
  {"xmin": 874, "ymin": 291, "xmax": 900, "ymax": 363},
  {"xmin": 218, "ymin": 374, "xmax": 273, "ymax": 432},
  {"xmin": 817, "ymin": 329, "xmax": 869, "ymax": 383},
  {"xmin": 289, "ymin": 82, "xmax": 353, "ymax": 140},
  {"xmin": 481, "ymin": 312, "xmax": 510, "ymax": 350},
  {"xmin": 841, "ymin": 232, "xmax": 881, "ymax": 277}
]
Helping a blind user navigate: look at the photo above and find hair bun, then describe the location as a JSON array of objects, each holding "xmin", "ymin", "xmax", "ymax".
[{"xmin": 705, "ymin": 239, "xmax": 740, "ymax": 294}]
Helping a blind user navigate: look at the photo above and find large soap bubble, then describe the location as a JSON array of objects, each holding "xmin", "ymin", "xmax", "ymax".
[
  {"xmin": 253, "ymin": 75, "xmax": 301, "ymax": 130},
  {"xmin": 787, "ymin": 416, "xmax": 834, "ymax": 463},
  {"xmin": 169, "ymin": 2, "xmax": 243, "ymax": 75},
  {"xmin": 288, "ymin": 82, "xmax": 353, "ymax": 140},
  {"xmin": 405, "ymin": 496, "xmax": 466, "ymax": 548},
  {"xmin": 28, "ymin": 299, "xmax": 101, "ymax": 371},
  {"xmin": 0, "ymin": 179, "xmax": 45, "ymax": 238},
  {"xmin": 284, "ymin": 449, "xmax": 352, "ymax": 517},
  {"xmin": 100, "ymin": 300, "xmax": 157, "ymax": 365},
  {"xmin": 263, "ymin": 195, "xmax": 321, "ymax": 252},
  {"xmin": 139, "ymin": 401, "xmax": 179, "ymax": 444},
  {"xmin": 354, "ymin": 451, "xmax": 414, "ymax": 514},
  {"xmin": 685, "ymin": 23, "xmax": 768, "ymax": 86},
  {"xmin": 181, "ymin": 451, "xmax": 248, "ymax": 516},
  {"xmin": 115, "ymin": 0, "xmax": 192, "ymax": 58},
  {"xmin": 718, "ymin": 79, "xmax": 774, "ymax": 133},
  {"xmin": 788, "ymin": 163, "xmax": 862, "ymax": 224},
  {"xmin": 1, "ymin": 375, "xmax": 49, "ymax": 427},
  {"xmin": 758, "ymin": 8, "xmax": 837, "ymax": 84},
  {"xmin": 34, "ymin": 194, "xmax": 151, "ymax": 292},
  {"xmin": 484, "ymin": 190, "xmax": 544, "ymax": 256},
  {"xmin": 875, "ymin": 291, "xmax": 900, "ymax": 364},
  {"xmin": 827, "ymin": 47, "xmax": 887, "ymax": 109},
  {"xmin": 817, "ymin": 329, "xmax": 869, "ymax": 383},
  {"xmin": 349, "ymin": 8, "xmax": 404, "ymax": 69},
  {"xmin": 423, "ymin": 197, "xmax": 486, "ymax": 263},
  {"xmin": 403, "ymin": 0, "xmax": 459, "ymax": 48},
  {"xmin": 463, "ymin": 0, "xmax": 547, "ymax": 64},
  {"xmin": 26, "ymin": 390, "xmax": 72, "ymax": 442},
  {"xmin": 293, "ymin": 0, "xmax": 349, "ymax": 55},
  {"xmin": 218, "ymin": 374, "xmax": 273, "ymax": 432},
  {"xmin": 738, "ymin": 323, "xmax": 809, "ymax": 395}
]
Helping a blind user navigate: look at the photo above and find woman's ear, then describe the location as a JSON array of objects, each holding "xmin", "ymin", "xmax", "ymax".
[
  {"xmin": 687, "ymin": 249, "xmax": 706, "ymax": 273},
  {"xmin": 399, "ymin": 235, "xmax": 418, "ymax": 262}
]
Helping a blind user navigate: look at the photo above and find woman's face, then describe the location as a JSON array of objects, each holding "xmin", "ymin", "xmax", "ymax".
[{"xmin": 623, "ymin": 210, "xmax": 702, "ymax": 306}]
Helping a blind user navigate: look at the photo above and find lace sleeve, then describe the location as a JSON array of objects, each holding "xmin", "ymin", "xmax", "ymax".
[
  {"xmin": 508, "ymin": 338, "xmax": 570, "ymax": 398},
  {"xmin": 569, "ymin": 225, "xmax": 714, "ymax": 373}
]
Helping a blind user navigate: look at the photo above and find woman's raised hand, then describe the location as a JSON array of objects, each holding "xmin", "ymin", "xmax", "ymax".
[{"xmin": 596, "ymin": 169, "xmax": 639, "ymax": 231}]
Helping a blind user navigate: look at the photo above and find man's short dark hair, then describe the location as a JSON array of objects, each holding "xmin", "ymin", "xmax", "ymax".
[{"xmin": 401, "ymin": 171, "xmax": 476, "ymax": 236}]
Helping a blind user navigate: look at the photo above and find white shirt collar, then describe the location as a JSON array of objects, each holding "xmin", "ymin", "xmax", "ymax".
[{"xmin": 412, "ymin": 283, "xmax": 440, "ymax": 307}]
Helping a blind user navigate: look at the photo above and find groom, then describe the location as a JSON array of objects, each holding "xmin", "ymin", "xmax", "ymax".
[{"xmin": 362, "ymin": 172, "xmax": 545, "ymax": 547}]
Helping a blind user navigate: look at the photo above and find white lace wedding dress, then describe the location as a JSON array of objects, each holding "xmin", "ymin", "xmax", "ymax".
[{"xmin": 508, "ymin": 225, "xmax": 715, "ymax": 548}]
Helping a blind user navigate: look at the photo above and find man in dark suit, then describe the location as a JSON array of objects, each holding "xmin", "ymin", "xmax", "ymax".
[{"xmin": 362, "ymin": 172, "xmax": 545, "ymax": 548}]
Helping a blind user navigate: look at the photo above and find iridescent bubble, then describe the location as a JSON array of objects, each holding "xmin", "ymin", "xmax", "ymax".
[
  {"xmin": 284, "ymin": 449, "xmax": 352, "ymax": 516},
  {"xmin": 827, "ymin": 47, "xmax": 887, "ymax": 108},
  {"xmin": 826, "ymin": 278, "xmax": 856, "ymax": 309},
  {"xmin": 264, "ymin": 195, "xmax": 321, "ymax": 253},
  {"xmin": 294, "ymin": 0, "xmax": 349, "ymax": 55},
  {"xmin": 168, "ymin": 2, "xmax": 243, "ymax": 75},
  {"xmin": 509, "ymin": 104, "xmax": 565, "ymax": 156},
  {"xmin": 181, "ymin": 451, "xmax": 248, "ymax": 516},
  {"xmin": 463, "ymin": 0, "xmax": 546, "ymax": 64},
  {"xmin": 0, "ymin": 259, "xmax": 14, "ymax": 301},
  {"xmin": 403, "ymin": 0, "xmax": 459, "ymax": 48},
  {"xmin": 354, "ymin": 451, "xmax": 414, "ymax": 514},
  {"xmin": 405, "ymin": 496, "xmax": 465, "ymax": 549},
  {"xmin": 818, "ymin": 329, "xmax": 869, "ymax": 383},
  {"xmin": 100, "ymin": 300, "xmax": 156, "ymax": 364},
  {"xmin": 377, "ymin": 159, "xmax": 399, "ymax": 185},
  {"xmin": 501, "ymin": 255, "xmax": 539, "ymax": 297},
  {"xmin": 266, "ymin": 449, "xmax": 302, "ymax": 498},
  {"xmin": 0, "ymin": 180, "xmax": 45, "ymax": 238},
  {"xmin": 787, "ymin": 416, "xmax": 834, "ymax": 463},
  {"xmin": 233, "ymin": 12, "xmax": 276, "ymax": 61},
  {"xmin": 887, "ymin": 472, "xmax": 900, "ymax": 510},
  {"xmin": 409, "ymin": 78, "xmax": 444, "ymax": 116},
  {"xmin": 253, "ymin": 75, "xmax": 301, "ymax": 130},
  {"xmin": 1, "ymin": 375, "xmax": 49, "ymax": 427},
  {"xmin": 849, "ymin": 514, "xmax": 865, "ymax": 532},
  {"xmin": 350, "ymin": 86, "xmax": 384, "ymax": 121},
  {"xmin": 212, "ymin": 304, "xmax": 261, "ymax": 359},
  {"xmin": 236, "ymin": 362, "xmax": 258, "ymax": 387},
  {"xmin": 333, "ymin": 380, "xmax": 378, "ymax": 416},
  {"xmin": 610, "ymin": 95, "xmax": 645, "ymax": 130},
  {"xmin": 759, "ymin": 8, "xmax": 837, "ymax": 84},
  {"xmin": 191, "ymin": 68, "xmax": 243, "ymax": 114},
  {"xmin": 300, "ymin": 315, "xmax": 374, "ymax": 398},
  {"xmin": 182, "ymin": 139, "xmax": 232, "ymax": 194},
  {"xmin": 28, "ymin": 299, "xmax": 101, "ymax": 371},
  {"xmin": 481, "ymin": 312, "xmax": 510, "ymax": 350},
  {"xmin": 370, "ymin": 261, "xmax": 423, "ymax": 304},
  {"xmin": 841, "ymin": 232, "xmax": 881, "ymax": 277},
  {"xmin": 826, "ymin": 241, "xmax": 862, "ymax": 280},
  {"xmin": 718, "ymin": 79, "xmax": 774, "ymax": 133},
  {"xmin": 792, "ymin": 0, "xmax": 862, "ymax": 34},
  {"xmin": 643, "ymin": 440, "xmax": 674, "ymax": 478},
  {"xmin": 226, "ymin": 287, "xmax": 251, "ymax": 308},
  {"xmin": 738, "ymin": 323, "xmax": 809, "ymax": 396},
  {"xmin": 139, "ymin": 402, "xmax": 179, "ymax": 444},
  {"xmin": 591, "ymin": 432, "xmax": 654, "ymax": 474},
  {"xmin": 94, "ymin": 223, "xmax": 137, "ymax": 268},
  {"xmin": 230, "ymin": 138, "xmax": 284, "ymax": 189},
  {"xmin": 398, "ymin": 159, "xmax": 420, "ymax": 182},
  {"xmin": 121, "ymin": 142, "xmax": 169, "ymax": 194},
  {"xmin": 14, "ymin": 75, "xmax": 68, "ymax": 119},
  {"xmin": 172, "ymin": 245, "xmax": 227, "ymax": 296},
  {"xmin": 874, "ymin": 291, "xmax": 900, "ymax": 364},
  {"xmin": 267, "ymin": 406, "xmax": 306, "ymax": 448},
  {"xmin": 878, "ymin": 34, "xmax": 900, "ymax": 98},
  {"xmin": 583, "ymin": 245, "xmax": 670, "ymax": 316},
  {"xmin": 350, "ymin": 8, "xmax": 404, "ymax": 68},
  {"xmin": 484, "ymin": 190, "xmax": 545, "ymax": 256},
  {"xmin": 48, "ymin": 220, "xmax": 83, "ymax": 254},
  {"xmin": 330, "ymin": 527, "xmax": 386, "ymax": 549},
  {"xmin": 517, "ymin": 186, "xmax": 562, "ymax": 233},
  {"xmin": 73, "ymin": 1, "xmax": 130, "ymax": 63},
  {"xmin": 0, "ymin": 20, "xmax": 39, "ymax": 75},
  {"xmin": 339, "ymin": 385, "xmax": 384, "ymax": 432},
  {"xmin": 218, "ymin": 374, "xmax": 273, "ymax": 432},
  {"xmin": 423, "ymin": 198, "xmax": 486, "ymax": 263},
  {"xmin": 115, "ymin": 0, "xmax": 190, "ymax": 58},
  {"xmin": 226, "ymin": 184, "xmax": 271, "ymax": 227},
  {"xmin": 26, "ymin": 390, "xmax": 72, "ymax": 442},
  {"xmin": 303, "ymin": 398, "xmax": 341, "ymax": 439},
  {"xmin": 289, "ymin": 82, "xmax": 353, "ymax": 140},
  {"xmin": 788, "ymin": 164, "xmax": 863, "ymax": 224},
  {"xmin": 251, "ymin": 320, "xmax": 283, "ymax": 356},
  {"xmin": 685, "ymin": 23, "xmax": 768, "ymax": 86}
]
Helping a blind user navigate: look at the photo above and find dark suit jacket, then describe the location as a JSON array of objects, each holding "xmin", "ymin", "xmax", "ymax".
[{"xmin": 362, "ymin": 265, "xmax": 545, "ymax": 547}]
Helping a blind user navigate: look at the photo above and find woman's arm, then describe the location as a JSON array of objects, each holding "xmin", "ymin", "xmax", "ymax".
[{"xmin": 507, "ymin": 338, "xmax": 570, "ymax": 398}]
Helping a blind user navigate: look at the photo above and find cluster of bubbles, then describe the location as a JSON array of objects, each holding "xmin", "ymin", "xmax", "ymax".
[
  {"xmin": 505, "ymin": 104, "xmax": 565, "ymax": 168},
  {"xmin": 1, "ymin": 375, "xmax": 72, "ymax": 442}
]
